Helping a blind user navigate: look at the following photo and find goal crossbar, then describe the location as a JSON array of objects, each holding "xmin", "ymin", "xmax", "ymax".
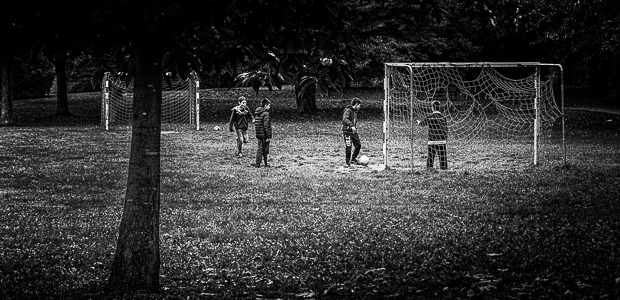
[{"xmin": 387, "ymin": 62, "xmax": 544, "ymax": 68}]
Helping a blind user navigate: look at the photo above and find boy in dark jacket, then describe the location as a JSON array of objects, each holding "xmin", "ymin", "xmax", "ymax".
[
  {"xmin": 417, "ymin": 100, "xmax": 448, "ymax": 169},
  {"xmin": 342, "ymin": 98, "xmax": 362, "ymax": 167},
  {"xmin": 229, "ymin": 96, "xmax": 254, "ymax": 157},
  {"xmin": 252, "ymin": 98, "xmax": 272, "ymax": 167}
]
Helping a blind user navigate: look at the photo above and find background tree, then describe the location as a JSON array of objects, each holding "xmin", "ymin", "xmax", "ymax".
[
  {"xmin": 224, "ymin": 0, "xmax": 356, "ymax": 115},
  {"xmin": 28, "ymin": 1, "xmax": 96, "ymax": 116},
  {"xmin": 0, "ymin": 41, "xmax": 13, "ymax": 125},
  {"xmin": 12, "ymin": 51, "xmax": 55, "ymax": 100},
  {"xmin": 550, "ymin": 0, "xmax": 620, "ymax": 96},
  {"xmin": 342, "ymin": 0, "xmax": 460, "ymax": 86},
  {"xmin": 0, "ymin": 3, "xmax": 26, "ymax": 125}
]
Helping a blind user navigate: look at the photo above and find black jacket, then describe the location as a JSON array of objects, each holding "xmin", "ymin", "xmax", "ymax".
[
  {"xmin": 254, "ymin": 107, "xmax": 272, "ymax": 139},
  {"xmin": 342, "ymin": 105, "xmax": 358, "ymax": 133},
  {"xmin": 229, "ymin": 105, "xmax": 253, "ymax": 131}
]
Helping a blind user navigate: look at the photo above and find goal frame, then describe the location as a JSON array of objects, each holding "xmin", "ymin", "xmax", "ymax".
[
  {"xmin": 101, "ymin": 71, "xmax": 201, "ymax": 130},
  {"xmin": 382, "ymin": 62, "xmax": 565, "ymax": 169}
]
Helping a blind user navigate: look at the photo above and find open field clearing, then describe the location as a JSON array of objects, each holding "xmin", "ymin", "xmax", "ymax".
[{"xmin": 1, "ymin": 89, "xmax": 619, "ymax": 299}]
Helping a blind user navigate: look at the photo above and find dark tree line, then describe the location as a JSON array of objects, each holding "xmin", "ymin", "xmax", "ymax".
[
  {"xmin": 2, "ymin": 1, "xmax": 619, "ymax": 118},
  {"xmin": 342, "ymin": 0, "xmax": 619, "ymax": 92},
  {"xmin": 0, "ymin": 0, "xmax": 618, "ymax": 293}
]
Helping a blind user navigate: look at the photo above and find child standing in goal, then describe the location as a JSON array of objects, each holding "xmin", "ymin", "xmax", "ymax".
[
  {"xmin": 342, "ymin": 98, "xmax": 362, "ymax": 167},
  {"xmin": 418, "ymin": 100, "xmax": 448, "ymax": 170},
  {"xmin": 229, "ymin": 96, "xmax": 255, "ymax": 157}
]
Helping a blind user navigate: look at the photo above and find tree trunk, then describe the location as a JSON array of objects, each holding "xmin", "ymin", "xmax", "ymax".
[
  {"xmin": 0, "ymin": 52, "xmax": 12, "ymax": 125},
  {"xmin": 587, "ymin": 52, "xmax": 602, "ymax": 95},
  {"xmin": 54, "ymin": 47, "xmax": 71, "ymax": 116},
  {"xmin": 294, "ymin": 83, "xmax": 317, "ymax": 115},
  {"xmin": 108, "ymin": 31, "xmax": 162, "ymax": 292}
]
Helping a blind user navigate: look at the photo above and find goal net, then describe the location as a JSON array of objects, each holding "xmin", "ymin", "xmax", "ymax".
[
  {"xmin": 101, "ymin": 72, "xmax": 200, "ymax": 130},
  {"xmin": 383, "ymin": 62, "xmax": 564, "ymax": 170}
]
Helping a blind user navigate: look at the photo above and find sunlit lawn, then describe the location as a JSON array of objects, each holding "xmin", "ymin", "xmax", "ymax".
[{"xmin": 0, "ymin": 88, "xmax": 619, "ymax": 299}]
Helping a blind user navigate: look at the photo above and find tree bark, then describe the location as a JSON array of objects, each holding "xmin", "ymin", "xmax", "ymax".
[
  {"xmin": 0, "ymin": 52, "xmax": 12, "ymax": 125},
  {"xmin": 108, "ymin": 30, "xmax": 162, "ymax": 292},
  {"xmin": 294, "ymin": 83, "xmax": 317, "ymax": 115},
  {"xmin": 54, "ymin": 47, "xmax": 71, "ymax": 116},
  {"xmin": 587, "ymin": 52, "xmax": 602, "ymax": 95}
]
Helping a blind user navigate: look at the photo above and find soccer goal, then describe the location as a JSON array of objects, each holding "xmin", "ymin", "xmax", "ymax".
[
  {"xmin": 383, "ymin": 62, "xmax": 565, "ymax": 170},
  {"xmin": 101, "ymin": 72, "xmax": 201, "ymax": 130}
]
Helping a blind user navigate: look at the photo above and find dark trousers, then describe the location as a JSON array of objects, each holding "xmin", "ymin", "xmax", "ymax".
[
  {"xmin": 427, "ymin": 144, "xmax": 447, "ymax": 169},
  {"xmin": 343, "ymin": 132, "xmax": 361, "ymax": 162},
  {"xmin": 256, "ymin": 139, "xmax": 270, "ymax": 166},
  {"xmin": 236, "ymin": 128, "xmax": 248, "ymax": 153}
]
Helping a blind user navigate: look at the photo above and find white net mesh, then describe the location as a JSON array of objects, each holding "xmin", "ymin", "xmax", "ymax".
[
  {"xmin": 384, "ymin": 63, "xmax": 563, "ymax": 170},
  {"xmin": 101, "ymin": 72, "xmax": 199, "ymax": 129}
]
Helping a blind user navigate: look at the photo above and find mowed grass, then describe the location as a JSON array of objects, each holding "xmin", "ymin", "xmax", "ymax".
[{"xmin": 1, "ymin": 88, "xmax": 619, "ymax": 299}]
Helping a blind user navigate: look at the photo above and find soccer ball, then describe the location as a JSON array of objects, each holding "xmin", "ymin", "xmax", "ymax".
[
  {"xmin": 358, "ymin": 155, "xmax": 369, "ymax": 166},
  {"xmin": 213, "ymin": 126, "xmax": 221, "ymax": 131}
]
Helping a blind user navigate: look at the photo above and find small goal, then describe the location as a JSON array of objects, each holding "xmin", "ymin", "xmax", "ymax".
[
  {"xmin": 383, "ymin": 62, "xmax": 565, "ymax": 170},
  {"xmin": 101, "ymin": 72, "xmax": 201, "ymax": 130}
]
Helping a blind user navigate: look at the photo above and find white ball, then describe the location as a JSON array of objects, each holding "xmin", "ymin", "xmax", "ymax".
[
  {"xmin": 213, "ymin": 126, "xmax": 221, "ymax": 131},
  {"xmin": 358, "ymin": 155, "xmax": 369, "ymax": 166}
]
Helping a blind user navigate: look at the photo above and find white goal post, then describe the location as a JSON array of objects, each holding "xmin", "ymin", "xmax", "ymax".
[
  {"xmin": 101, "ymin": 72, "xmax": 201, "ymax": 130},
  {"xmin": 383, "ymin": 62, "xmax": 565, "ymax": 170}
]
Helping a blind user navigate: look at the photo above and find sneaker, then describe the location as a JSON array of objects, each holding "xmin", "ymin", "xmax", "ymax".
[
  {"xmin": 238, "ymin": 152, "xmax": 243, "ymax": 158},
  {"xmin": 251, "ymin": 163, "xmax": 261, "ymax": 168},
  {"xmin": 264, "ymin": 164, "xmax": 271, "ymax": 168},
  {"xmin": 346, "ymin": 161, "xmax": 351, "ymax": 167},
  {"xmin": 351, "ymin": 159, "xmax": 359, "ymax": 165}
]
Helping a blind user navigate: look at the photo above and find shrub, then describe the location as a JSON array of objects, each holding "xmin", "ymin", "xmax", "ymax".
[{"xmin": 12, "ymin": 53, "xmax": 55, "ymax": 100}]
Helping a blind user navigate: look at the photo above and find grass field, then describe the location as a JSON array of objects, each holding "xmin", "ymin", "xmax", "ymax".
[{"xmin": 1, "ymin": 88, "xmax": 619, "ymax": 299}]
